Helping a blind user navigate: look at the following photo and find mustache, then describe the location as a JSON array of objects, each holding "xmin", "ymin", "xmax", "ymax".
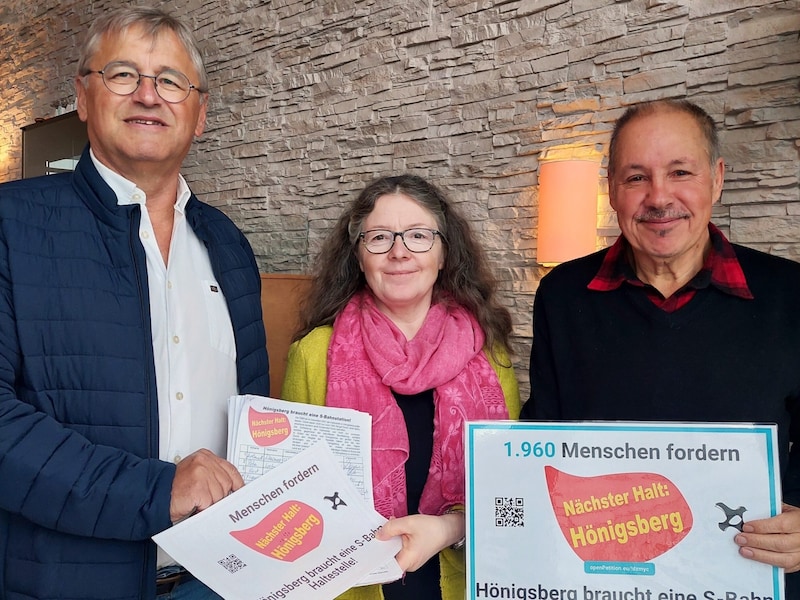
[{"xmin": 634, "ymin": 209, "xmax": 690, "ymax": 223}]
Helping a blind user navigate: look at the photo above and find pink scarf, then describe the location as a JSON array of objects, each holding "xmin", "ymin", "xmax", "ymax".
[{"xmin": 326, "ymin": 291, "xmax": 508, "ymax": 518}]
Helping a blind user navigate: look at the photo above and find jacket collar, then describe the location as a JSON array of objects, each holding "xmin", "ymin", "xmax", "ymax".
[{"xmin": 71, "ymin": 145, "xmax": 132, "ymax": 230}]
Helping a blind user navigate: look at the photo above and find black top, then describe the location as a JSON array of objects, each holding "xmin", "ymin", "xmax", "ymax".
[
  {"xmin": 523, "ymin": 243, "xmax": 800, "ymax": 596},
  {"xmin": 382, "ymin": 389, "xmax": 442, "ymax": 600},
  {"xmin": 523, "ymin": 244, "xmax": 800, "ymax": 497}
]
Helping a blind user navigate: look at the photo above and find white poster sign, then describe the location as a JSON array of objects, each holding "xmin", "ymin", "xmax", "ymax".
[{"xmin": 465, "ymin": 421, "xmax": 783, "ymax": 600}]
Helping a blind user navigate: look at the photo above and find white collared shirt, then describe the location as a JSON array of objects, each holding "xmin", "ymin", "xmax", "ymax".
[
  {"xmin": 92, "ymin": 152, "xmax": 238, "ymax": 568},
  {"xmin": 90, "ymin": 150, "xmax": 237, "ymax": 466}
]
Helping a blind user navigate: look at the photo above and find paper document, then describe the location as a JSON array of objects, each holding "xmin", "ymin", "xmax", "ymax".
[
  {"xmin": 226, "ymin": 394, "xmax": 401, "ymax": 585},
  {"xmin": 228, "ymin": 395, "xmax": 372, "ymax": 500},
  {"xmin": 154, "ymin": 441, "xmax": 402, "ymax": 600}
]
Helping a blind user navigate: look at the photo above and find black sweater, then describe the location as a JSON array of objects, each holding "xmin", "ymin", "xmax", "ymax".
[{"xmin": 523, "ymin": 243, "xmax": 800, "ymax": 505}]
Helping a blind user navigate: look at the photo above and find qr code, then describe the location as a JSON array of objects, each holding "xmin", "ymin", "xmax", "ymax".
[
  {"xmin": 218, "ymin": 553, "xmax": 246, "ymax": 574},
  {"xmin": 495, "ymin": 497, "xmax": 524, "ymax": 527}
]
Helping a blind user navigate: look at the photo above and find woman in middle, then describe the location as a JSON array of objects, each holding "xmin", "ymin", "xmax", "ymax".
[{"xmin": 281, "ymin": 174, "xmax": 520, "ymax": 600}]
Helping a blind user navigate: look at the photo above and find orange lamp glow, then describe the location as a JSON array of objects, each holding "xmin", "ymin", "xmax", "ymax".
[{"xmin": 536, "ymin": 157, "xmax": 600, "ymax": 267}]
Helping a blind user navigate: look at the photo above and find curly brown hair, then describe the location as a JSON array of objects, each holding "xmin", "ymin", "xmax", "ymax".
[{"xmin": 294, "ymin": 174, "xmax": 513, "ymax": 361}]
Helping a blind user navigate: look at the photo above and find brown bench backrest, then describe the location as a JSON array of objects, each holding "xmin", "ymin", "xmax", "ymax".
[{"xmin": 260, "ymin": 273, "xmax": 313, "ymax": 396}]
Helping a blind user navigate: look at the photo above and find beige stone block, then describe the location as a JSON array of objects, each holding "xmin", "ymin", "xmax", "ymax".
[
  {"xmin": 685, "ymin": 19, "xmax": 729, "ymax": 46},
  {"xmin": 730, "ymin": 203, "xmax": 788, "ymax": 218},
  {"xmin": 729, "ymin": 64, "xmax": 799, "ymax": 87},
  {"xmin": 622, "ymin": 64, "xmax": 688, "ymax": 94},
  {"xmin": 720, "ymin": 187, "xmax": 798, "ymax": 205},
  {"xmin": 727, "ymin": 8, "xmax": 800, "ymax": 45},
  {"xmin": 731, "ymin": 215, "xmax": 800, "ymax": 243}
]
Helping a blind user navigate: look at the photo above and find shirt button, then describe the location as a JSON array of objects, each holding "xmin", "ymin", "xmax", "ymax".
[
  {"xmin": 172, "ymin": 335, "xmax": 180, "ymax": 344},
  {"xmin": 173, "ymin": 455, "xmax": 182, "ymax": 464},
  {"xmin": 167, "ymin": 281, "xmax": 173, "ymax": 289},
  {"xmin": 176, "ymin": 392, "xmax": 184, "ymax": 401},
  {"xmin": 141, "ymin": 231, "xmax": 150, "ymax": 239}
]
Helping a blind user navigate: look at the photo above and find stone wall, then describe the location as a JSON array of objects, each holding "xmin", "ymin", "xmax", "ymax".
[{"xmin": 1, "ymin": 0, "xmax": 798, "ymax": 395}]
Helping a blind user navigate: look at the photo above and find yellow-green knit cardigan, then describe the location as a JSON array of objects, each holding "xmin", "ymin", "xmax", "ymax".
[{"xmin": 281, "ymin": 325, "xmax": 521, "ymax": 600}]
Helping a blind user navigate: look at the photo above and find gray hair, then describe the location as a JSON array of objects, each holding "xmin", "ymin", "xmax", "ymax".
[
  {"xmin": 76, "ymin": 6, "xmax": 208, "ymax": 93},
  {"xmin": 607, "ymin": 99, "xmax": 721, "ymax": 180}
]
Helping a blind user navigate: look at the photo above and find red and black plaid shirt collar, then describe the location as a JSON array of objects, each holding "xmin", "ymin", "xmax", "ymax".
[{"xmin": 587, "ymin": 223, "xmax": 753, "ymax": 311}]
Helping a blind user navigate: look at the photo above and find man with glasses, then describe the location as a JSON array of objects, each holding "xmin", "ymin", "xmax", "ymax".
[{"xmin": 0, "ymin": 7, "xmax": 268, "ymax": 600}]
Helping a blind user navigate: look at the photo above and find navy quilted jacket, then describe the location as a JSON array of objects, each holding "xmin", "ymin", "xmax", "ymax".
[{"xmin": 0, "ymin": 149, "xmax": 270, "ymax": 600}]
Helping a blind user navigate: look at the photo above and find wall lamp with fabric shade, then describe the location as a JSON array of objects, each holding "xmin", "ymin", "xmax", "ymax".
[{"xmin": 536, "ymin": 148, "xmax": 602, "ymax": 267}]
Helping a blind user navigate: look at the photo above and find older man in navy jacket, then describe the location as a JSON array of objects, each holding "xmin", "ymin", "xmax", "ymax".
[{"xmin": 0, "ymin": 7, "xmax": 269, "ymax": 600}]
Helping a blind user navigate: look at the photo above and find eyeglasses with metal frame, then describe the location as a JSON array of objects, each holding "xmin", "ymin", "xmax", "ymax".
[
  {"xmin": 84, "ymin": 61, "xmax": 203, "ymax": 103},
  {"xmin": 359, "ymin": 228, "xmax": 442, "ymax": 254}
]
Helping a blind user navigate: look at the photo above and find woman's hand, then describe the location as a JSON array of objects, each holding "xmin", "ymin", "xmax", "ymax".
[
  {"xmin": 376, "ymin": 512, "xmax": 465, "ymax": 572},
  {"xmin": 735, "ymin": 503, "xmax": 800, "ymax": 572}
]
